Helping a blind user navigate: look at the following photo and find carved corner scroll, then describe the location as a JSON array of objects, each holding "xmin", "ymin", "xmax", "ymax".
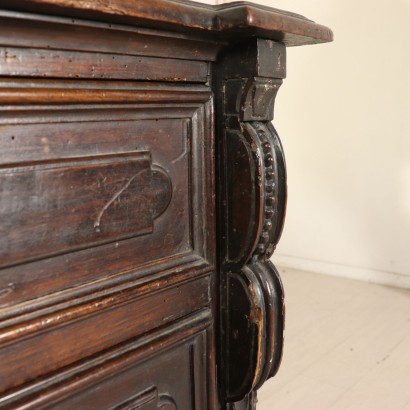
[{"xmin": 215, "ymin": 39, "xmax": 287, "ymax": 407}]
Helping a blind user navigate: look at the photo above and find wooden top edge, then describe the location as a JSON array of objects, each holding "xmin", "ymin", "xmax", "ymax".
[
  {"xmin": 0, "ymin": 0, "xmax": 333, "ymax": 46},
  {"xmin": 215, "ymin": 2, "xmax": 333, "ymax": 45},
  {"xmin": 215, "ymin": 1, "xmax": 311, "ymax": 22}
]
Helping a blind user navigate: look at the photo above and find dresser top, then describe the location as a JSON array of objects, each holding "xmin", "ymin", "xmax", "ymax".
[{"xmin": 2, "ymin": 0, "xmax": 333, "ymax": 46}]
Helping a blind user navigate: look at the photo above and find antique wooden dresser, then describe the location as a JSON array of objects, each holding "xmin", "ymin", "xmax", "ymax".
[{"xmin": 0, "ymin": 1, "xmax": 332, "ymax": 408}]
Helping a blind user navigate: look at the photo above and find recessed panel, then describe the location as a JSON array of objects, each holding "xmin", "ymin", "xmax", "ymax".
[
  {"xmin": 0, "ymin": 94, "xmax": 212, "ymax": 307},
  {"xmin": 0, "ymin": 153, "xmax": 171, "ymax": 268}
]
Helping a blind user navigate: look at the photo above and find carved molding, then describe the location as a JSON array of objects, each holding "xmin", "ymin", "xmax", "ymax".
[
  {"xmin": 216, "ymin": 39, "xmax": 287, "ymax": 408},
  {"xmin": 111, "ymin": 387, "xmax": 177, "ymax": 410},
  {"xmin": 157, "ymin": 396, "xmax": 177, "ymax": 410},
  {"xmin": 0, "ymin": 152, "xmax": 172, "ymax": 268}
]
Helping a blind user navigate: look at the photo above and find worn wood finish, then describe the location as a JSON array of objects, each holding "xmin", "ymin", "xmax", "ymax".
[
  {"xmin": 0, "ymin": 80, "xmax": 212, "ymax": 104},
  {"xmin": 0, "ymin": 83, "xmax": 213, "ymax": 308},
  {"xmin": 0, "ymin": 1, "xmax": 331, "ymax": 409},
  {"xmin": 0, "ymin": 1, "xmax": 333, "ymax": 46},
  {"xmin": 1, "ymin": 310, "xmax": 211, "ymax": 409},
  {"xmin": 0, "ymin": 153, "xmax": 172, "ymax": 268},
  {"xmin": 215, "ymin": 39, "xmax": 287, "ymax": 408},
  {"xmin": 0, "ymin": 47, "xmax": 209, "ymax": 82},
  {"xmin": 0, "ymin": 275, "xmax": 210, "ymax": 394},
  {"xmin": 0, "ymin": 12, "xmax": 223, "ymax": 62}
]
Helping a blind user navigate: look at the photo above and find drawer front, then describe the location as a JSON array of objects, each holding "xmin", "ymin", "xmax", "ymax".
[
  {"xmin": 0, "ymin": 81, "xmax": 214, "ymax": 310},
  {"xmin": 0, "ymin": 152, "xmax": 171, "ymax": 267},
  {"xmin": 0, "ymin": 10, "xmax": 217, "ymax": 311},
  {"xmin": 0, "ymin": 275, "xmax": 211, "ymax": 395},
  {"xmin": 0, "ymin": 11, "xmax": 218, "ymax": 409},
  {"xmin": 51, "ymin": 331, "xmax": 209, "ymax": 410},
  {"xmin": 0, "ymin": 310, "xmax": 214, "ymax": 410}
]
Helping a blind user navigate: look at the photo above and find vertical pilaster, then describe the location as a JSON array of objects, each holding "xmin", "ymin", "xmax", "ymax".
[{"xmin": 215, "ymin": 39, "xmax": 287, "ymax": 409}]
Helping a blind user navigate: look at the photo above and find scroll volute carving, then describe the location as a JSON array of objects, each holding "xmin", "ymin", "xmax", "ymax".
[{"xmin": 215, "ymin": 39, "xmax": 287, "ymax": 407}]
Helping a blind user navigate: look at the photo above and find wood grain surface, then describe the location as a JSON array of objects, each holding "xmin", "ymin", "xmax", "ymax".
[
  {"xmin": 0, "ymin": 153, "xmax": 172, "ymax": 268},
  {"xmin": 0, "ymin": 0, "xmax": 333, "ymax": 46},
  {"xmin": 0, "ymin": 1, "xmax": 331, "ymax": 408}
]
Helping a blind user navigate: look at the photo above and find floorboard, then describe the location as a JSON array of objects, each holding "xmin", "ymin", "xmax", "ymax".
[{"xmin": 258, "ymin": 267, "xmax": 410, "ymax": 409}]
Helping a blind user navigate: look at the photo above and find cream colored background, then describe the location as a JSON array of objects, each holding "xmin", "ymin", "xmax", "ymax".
[{"xmin": 197, "ymin": 0, "xmax": 410, "ymax": 288}]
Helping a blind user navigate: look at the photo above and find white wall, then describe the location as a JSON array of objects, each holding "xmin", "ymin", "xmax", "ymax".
[{"xmin": 205, "ymin": 0, "xmax": 410, "ymax": 288}]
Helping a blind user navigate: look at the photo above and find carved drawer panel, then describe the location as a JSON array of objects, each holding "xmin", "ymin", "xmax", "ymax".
[
  {"xmin": 0, "ymin": 275, "xmax": 211, "ymax": 395},
  {"xmin": 0, "ymin": 310, "xmax": 212, "ymax": 410},
  {"xmin": 0, "ymin": 82, "xmax": 214, "ymax": 310},
  {"xmin": 54, "ymin": 328, "xmax": 210, "ymax": 410},
  {"xmin": 0, "ymin": 152, "xmax": 171, "ymax": 268}
]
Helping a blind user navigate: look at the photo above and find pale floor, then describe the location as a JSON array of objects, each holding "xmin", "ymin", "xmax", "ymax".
[{"xmin": 258, "ymin": 267, "xmax": 410, "ymax": 410}]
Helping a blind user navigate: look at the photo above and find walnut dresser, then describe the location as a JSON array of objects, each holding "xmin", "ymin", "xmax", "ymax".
[{"xmin": 0, "ymin": 1, "xmax": 332, "ymax": 409}]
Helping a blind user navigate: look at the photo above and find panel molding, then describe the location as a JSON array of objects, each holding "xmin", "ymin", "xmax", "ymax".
[
  {"xmin": 0, "ymin": 85, "xmax": 215, "ymax": 311},
  {"xmin": 0, "ymin": 275, "xmax": 211, "ymax": 394},
  {"xmin": 110, "ymin": 386, "xmax": 159, "ymax": 410},
  {"xmin": 110, "ymin": 387, "xmax": 177, "ymax": 410},
  {"xmin": 0, "ymin": 79, "xmax": 212, "ymax": 105},
  {"xmin": 0, "ymin": 257, "xmax": 212, "ymax": 330},
  {"xmin": 0, "ymin": 310, "xmax": 211, "ymax": 409},
  {"xmin": 0, "ymin": 152, "xmax": 172, "ymax": 268}
]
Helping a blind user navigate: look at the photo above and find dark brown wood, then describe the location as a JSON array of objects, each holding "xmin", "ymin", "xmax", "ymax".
[
  {"xmin": 0, "ymin": 152, "xmax": 172, "ymax": 267},
  {"xmin": 0, "ymin": 276, "xmax": 210, "ymax": 394},
  {"xmin": 0, "ymin": 12, "xmax": 223, "ymax": 62},
  {"xmin": 0, "ymin": 86, "xmax": 213, "ymax": 307},
  {"xmin": 0, "ymin": 80, "xmax": 213, "ymax": 104},
  {"xmin": 0, "ymin": 47, "xmax": 208, "ymax": 82},
  {"xmin": 0, "ymin": 1, "xmax": 331, "ymax": 409},
  {"xmin": 0, "ymin": 311, "xmax": 211, "ymax": 409},
  {"xmin": 0, "ymin": 1, "xmax": 333, "ymax": 45},
  {"xmin": 215, "ymin": 39, "xmax": 287, "ymax": 408}
]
